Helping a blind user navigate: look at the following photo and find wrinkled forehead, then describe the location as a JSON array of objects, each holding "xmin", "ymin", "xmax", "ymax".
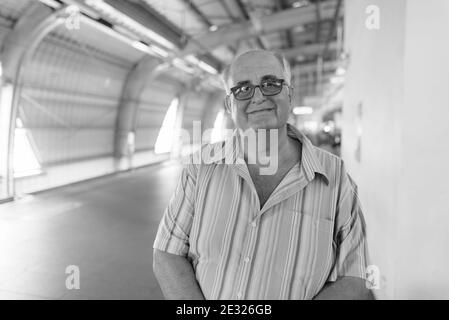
[{"xmin": 230, "ymin": 51, "xmax": 283, "ymax": 85}]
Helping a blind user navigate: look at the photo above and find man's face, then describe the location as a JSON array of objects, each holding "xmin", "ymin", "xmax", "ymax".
[{"xmin": 227, "ymin": 51, "xmax": 292, "ymax": 131}]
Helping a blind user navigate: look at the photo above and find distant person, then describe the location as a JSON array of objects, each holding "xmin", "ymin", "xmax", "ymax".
[{"xmin": 153, "ymin": 49, "xmax": 373, "ymax": 300}]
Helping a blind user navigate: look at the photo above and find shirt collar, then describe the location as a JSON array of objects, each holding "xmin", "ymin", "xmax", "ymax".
[
  {"xmin": 286, "ymin": 124, "xmax": 329, "ymax": 184},
  {"xmin": 207, "ymin": 124, "xmax": 329, "ymax": 184}
]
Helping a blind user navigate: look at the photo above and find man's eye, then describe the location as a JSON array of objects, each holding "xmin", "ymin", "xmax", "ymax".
[
  {"xmin": 239, "ymin": 86, "xmax": 250, "ymax": 92},
  {"xmin": 262, "ymin": 81, "xmax": 279, "ymax": 88}
]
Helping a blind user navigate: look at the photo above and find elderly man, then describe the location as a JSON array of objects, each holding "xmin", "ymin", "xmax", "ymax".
[{"xmin": 153, "ymin": 49, "xmax": 373, "ymax": 300}]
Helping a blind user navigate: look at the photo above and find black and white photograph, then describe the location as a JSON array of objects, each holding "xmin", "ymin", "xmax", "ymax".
[{"xmin": 0, "ymin": 0, "xmax": 448, "ymax": 304}]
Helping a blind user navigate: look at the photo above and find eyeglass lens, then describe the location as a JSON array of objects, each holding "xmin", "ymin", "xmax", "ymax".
[{"xmin": 232, "ymin": 79, "xmax": 284, "ymax": 100}]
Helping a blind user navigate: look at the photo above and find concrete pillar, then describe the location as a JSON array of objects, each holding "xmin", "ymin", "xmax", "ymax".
[{"xmin": 343, "ymin": 0, "xmax": 449, "ymax": 299}]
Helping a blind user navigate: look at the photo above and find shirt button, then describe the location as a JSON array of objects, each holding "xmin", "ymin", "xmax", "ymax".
[
  {"xmin": 251, "ymin": 221, "xmax": 257, "ymax": 228},
  {"xmin": 237, "ymin": 292, "xmax": 242, "ymax": 299},
  {"xmin": 244, "ymin": 257, "xmax": 250, "ymax": 263}
]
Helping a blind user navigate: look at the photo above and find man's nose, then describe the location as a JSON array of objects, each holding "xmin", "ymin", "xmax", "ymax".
[{"xmin": 252, "ymin": 86, "xmax": 264, "ymax": 102}]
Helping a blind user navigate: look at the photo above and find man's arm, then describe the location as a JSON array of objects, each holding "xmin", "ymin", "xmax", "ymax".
[
  {"xmin": 153, "ymin": 249, "xmax": 205, "ymax": 300},
  {"xmin": 313, "ymin": 276, "xmax": 374, "ymax": 300}
]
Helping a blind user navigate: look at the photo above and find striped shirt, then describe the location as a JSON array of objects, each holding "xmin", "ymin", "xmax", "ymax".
[{"xmin": 153, "ymin": 124, "xmax": 370, "ymax": 300}]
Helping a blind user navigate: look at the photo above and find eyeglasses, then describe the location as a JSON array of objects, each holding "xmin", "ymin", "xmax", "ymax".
[{"xmin": 229, "ymin": 78, "xmax": 287, "ymax": 101}]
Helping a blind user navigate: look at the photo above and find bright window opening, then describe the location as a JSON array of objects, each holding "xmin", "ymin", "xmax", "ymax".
[
  {"xmin": 155, "ymin": 97, "xmax": 179, "ymax": 154},
  {"xmin": 210, "ymin": 109, "xmax": 226, "ymax": 143},
  {"xmin": 13, "ymin": 118, "xmax": 42, "ymax": 178}
]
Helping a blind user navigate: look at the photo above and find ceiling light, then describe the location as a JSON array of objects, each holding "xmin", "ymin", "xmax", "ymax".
[
  {"xmin": 84, "ymin": 0, "xmax": 177, "ymax": 50},
  {"xmin": 336, "ymin": 67, "xmax": 346, "ymax": 76},
  {"xmin": 293, "ymin": 106, "xmax": 313, "ymax": 115},
  {"xmin": 292, "ymin": 1, "xmax": 309, "ymax": 8},
  {"xmin": 80, "ymin": 16, "xmax": 168, "ymax": 58},
  {"xmin": 173, "ymin": 58, "xmax": 195, "ymax": 74},
  {"xmin": 330, "ymin": 76, "xmax": 344, "ymax": 84},
  {"xmin": 185, "ymin": 55, "xmax": 218, "ymax": 75},
  {"xmin": 38, "ymin": 0, "xmax": 61, "ymax": 9},
  {"xmin": 198, "ymin": 61, "xmax": 217, "ymax": 75},
  {"xmin": 149, "ymin": 45, "xmax": 169, "ymax": 57}
]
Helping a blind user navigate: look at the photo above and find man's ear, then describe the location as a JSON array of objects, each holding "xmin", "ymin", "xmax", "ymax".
[{"xmin": 288, "ymin": 85, "xmax": 293, "ymax": 104}]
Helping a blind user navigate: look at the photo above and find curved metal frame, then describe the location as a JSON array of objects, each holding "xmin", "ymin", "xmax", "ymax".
[{"xmin": 5, "ymin": 7, "xmax": 71, "ymax": 197}]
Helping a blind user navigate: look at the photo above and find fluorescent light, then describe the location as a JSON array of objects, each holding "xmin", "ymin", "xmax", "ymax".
[
  {"xmin": 113, "ymin": 25, "xmax": 140, "ymax": 40},
  {"xmin": 38, "ymin": 0, "xmax": 61, "ymax": 9},
  {"xmin": 149, "ymin": 45, "xmax": 169, "ymax": 57},
  {"xmin": 198, "ymin": 61, "xmax": 217, "ymax": 74},
  {"xmin": 85, "ymin": 0, "xmax": 177, "ymax": 50},
  {"xmin": 81, "ymin": 16, "xmax": 168, "ymax": 58},
  {"xmin": 330, "ymin": 76, "xmax": 344, "ymax": 84},
  {"xmin": 185, "ymin": 55, "xmax": 217, "ymax": 75},
  {"xmin": 132, "ymin": 41, "xmax": 150, "ymax": 52},
  {"xmin": 172, "ymin": 58, "xmax": 195, "ymax": 74},
  {"xmin": 81, "ymin": 16, "xmax": 133, "ymax": 44},
  {"xmin": 131, "ymin": 41, "xmax": 168, "ymax": 57},
  {"xmin": 293, "ymin": 106, "xmax": 313, "ymax": 115},
  {"xmin": 292, "ymin": 1, "xmax": 309, "ymax": 8},
  {"xmin": 336, "ymin": 67, "xmax": 346, "ymax": 76},
  {"xmin": 185, "ymin": 55, "xmax": 199, "ymax": 64}
]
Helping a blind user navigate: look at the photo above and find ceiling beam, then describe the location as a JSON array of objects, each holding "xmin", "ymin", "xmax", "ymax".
[
  {"xmin": 282, "ymin": 42, "xmax": 338, "ymax": 60},
  {"xmin": 322, "ymin": 0, "xmax": 343, "ymax": 57},
  {"xmin": 279, "ymin": 0, "xmax": 294, "ymax": 48},
  {"xmin": 234, "ymin": 0, "xmax": 266, "ymax": 49},
  {"xmin": 183, "ymin": 0, "xmax": 213, "ymax": 27},
  {"xmin": 315, "ymin": 0, "xmax": 322, "ymax": 42},
  {"xmin": 178, "ymin": 0, "xmax": 342, "ymax": 57},
  {"xmin": 293, "ymin": 60, "xmax": 338, "ymax": 74}
]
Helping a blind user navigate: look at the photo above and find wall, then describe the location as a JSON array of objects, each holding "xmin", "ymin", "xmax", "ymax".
[
  {"xmin": 343, "ymin": 0, "xmax": 449, "ymax": 299},
  {"xmin": 397, "ymin": 0, "xmax": 449, "ymax": 299}
]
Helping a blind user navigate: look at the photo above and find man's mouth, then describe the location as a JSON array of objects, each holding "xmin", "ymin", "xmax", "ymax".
[{"xmin": 247, "ymin": 107, "xmax": 275, "ymax": 114}]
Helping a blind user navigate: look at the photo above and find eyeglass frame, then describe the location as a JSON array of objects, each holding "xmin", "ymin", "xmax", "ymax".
[{"xmin": 227, "ymin": 78, "xmax": 289, "ymax": 101}]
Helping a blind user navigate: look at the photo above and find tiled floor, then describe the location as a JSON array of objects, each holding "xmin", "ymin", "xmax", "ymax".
[{"xmin": 0, "ymin": 161, "xmax": 183, "ymax": 299}]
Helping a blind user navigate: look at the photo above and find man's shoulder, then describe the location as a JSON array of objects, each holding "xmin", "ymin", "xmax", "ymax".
[
  {"xmin": 312, "ymin": 145, "xmax": 341, "ymax": 163},
  {"xmin": 310, "ymin": 145, "xmax": 344, "ymax": 182}
]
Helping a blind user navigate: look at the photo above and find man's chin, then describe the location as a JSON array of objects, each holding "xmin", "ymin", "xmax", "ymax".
[{"xmin": 247, "ymin": 121, "xmax": 282, "ymax": 131}]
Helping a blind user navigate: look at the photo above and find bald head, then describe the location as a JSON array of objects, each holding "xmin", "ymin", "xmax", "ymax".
[{"xmin": 221, "ymin": 49, "xmax": 292, "ymax": 94}]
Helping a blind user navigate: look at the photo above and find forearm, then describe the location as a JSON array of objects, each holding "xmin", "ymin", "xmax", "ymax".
[
  {"xmin": 153, "ymin": 249, "xmax": 205, "ymax": 300},
  {"xmin": 313, "ymin": 276, "xmax": 375, "ymax": 300}
]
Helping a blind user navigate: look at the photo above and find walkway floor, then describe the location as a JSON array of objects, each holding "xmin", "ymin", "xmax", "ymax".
[{"xmin": 0, "ymin": 161, "xmax": 182, "ymax": 299}]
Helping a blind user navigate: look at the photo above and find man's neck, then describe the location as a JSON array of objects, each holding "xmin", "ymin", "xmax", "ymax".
[{"xmin": 242, "ymin": 125, "xmax": 298, "ymax": 167}]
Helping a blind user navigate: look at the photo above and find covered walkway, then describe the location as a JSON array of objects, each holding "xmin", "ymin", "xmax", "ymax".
[{"xmin": 0, "ymin": 162, "xmax": 181, "ymax": 299}]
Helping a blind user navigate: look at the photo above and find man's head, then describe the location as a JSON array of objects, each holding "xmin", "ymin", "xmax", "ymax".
[{"xmin": 222, "ymin": 50, "xmax": 293, "ymax": 131}]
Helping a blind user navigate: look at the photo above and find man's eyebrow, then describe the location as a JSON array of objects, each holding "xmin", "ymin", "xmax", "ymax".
[
  {"xmin": 262, "ymin": 74, "xmax": 278, "ymax": 80},
  {"xmin": 235, "ymin": 75, "xmax": 278, "ymax": 85},
  {"xmin": 235, "ymin": 80, "xmax": 251, "ymax": 85}
]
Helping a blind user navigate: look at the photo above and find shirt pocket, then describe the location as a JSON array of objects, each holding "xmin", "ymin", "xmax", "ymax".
[{"xmin": 293, "ymin": 212, "xmax": 335, "ymax": 299}]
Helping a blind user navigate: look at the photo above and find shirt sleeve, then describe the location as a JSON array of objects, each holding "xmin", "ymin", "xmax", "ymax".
[
  {"xmin": 153, "ymin": 162, "xmax": 197, "ymax": 256},
  {"xmin": 327, "ymin": 161, "xmax": 370, "ymax": 282}
]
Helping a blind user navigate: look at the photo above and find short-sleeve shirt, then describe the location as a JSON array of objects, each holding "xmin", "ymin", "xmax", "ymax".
[{"xmin": 153, "ymin": 124, "xmax": 370, "ymax": 300}]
